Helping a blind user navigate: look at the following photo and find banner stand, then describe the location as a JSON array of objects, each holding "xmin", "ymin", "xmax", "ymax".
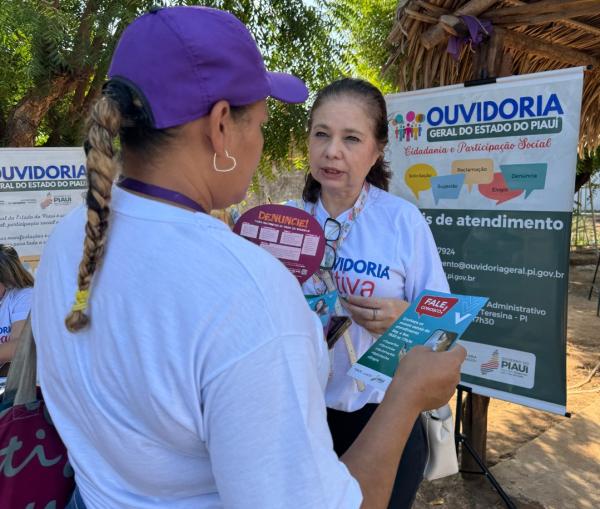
[
  {"xmin": 385, "ymin": 66, "xmax": 581, "ymax": 494},
  {"xmin": 454, "ymin": 385, "xmax": 516, "ymax": 509}
]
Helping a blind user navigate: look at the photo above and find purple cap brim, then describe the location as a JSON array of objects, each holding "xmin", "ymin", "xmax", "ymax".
[{"xmin": 267, "ymin": 72, "xmax": 309, "ymax": 104}]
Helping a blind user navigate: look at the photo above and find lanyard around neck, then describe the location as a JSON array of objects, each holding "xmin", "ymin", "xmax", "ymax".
[
  {"xmin": 307, "ymin": 182, "xmax": 371, "ymax": 294},
  {"xmin": 305, "ymin": 183, "xmax": 370, "ymax": 392},
  {"xmin": 118, "ymin": 177, "xmax": 207, "ymax": 214}
]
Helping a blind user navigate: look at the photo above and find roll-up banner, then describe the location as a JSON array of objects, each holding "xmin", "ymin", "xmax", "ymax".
[
  {"xmin": 0, "ymin": 148, "xmax": 86, "ymax": 271},
  {"xmin": 386, "ymin": 68, "xmax": 584, "ymax": 415}
]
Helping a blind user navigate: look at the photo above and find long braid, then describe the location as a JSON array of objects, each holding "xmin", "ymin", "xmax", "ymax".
[{"xmin": 65, "ymin": 95, "xmax": 121, "ymax": 332}]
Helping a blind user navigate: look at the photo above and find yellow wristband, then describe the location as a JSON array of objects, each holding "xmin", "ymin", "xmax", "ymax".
[{"xmin": 71, "ymin": 289, "xmax": 90, "ymax": 312}]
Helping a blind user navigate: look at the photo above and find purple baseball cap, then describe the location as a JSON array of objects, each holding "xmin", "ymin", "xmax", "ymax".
[{"xmin": 108, "ymin": 6, "xmax": 308, "ymax": 129}]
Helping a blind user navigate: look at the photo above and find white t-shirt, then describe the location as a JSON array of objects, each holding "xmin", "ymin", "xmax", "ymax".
[
  {"xmin": 32, "ymin": 186, "xmax": 361, "ymax": 509},
  {"xmin": 0, "ymin": 287, "xmax": 32, "ymax": 343},
  {"xmin": 300, "ymin": 186, "xmax": 449, "ymax": 412}
]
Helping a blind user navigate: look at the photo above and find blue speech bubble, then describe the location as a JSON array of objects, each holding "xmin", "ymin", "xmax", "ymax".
[
  {"xmin": 430, "ymin": 174, "xmax": 465, "ymax": 204},
  {"xmin": 499, "ymin": 163, "xmax": 547, "ymax": 198}
]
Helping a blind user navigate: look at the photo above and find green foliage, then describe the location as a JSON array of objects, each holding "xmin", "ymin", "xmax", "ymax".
[
  {"xmin": 0, "ymin": 0, "xmax": 158, "ymax": 144},
  {"xmin": 1, "ymin": 0, "xmax": 399, "ymax": 177},
  {"xmin": 0, "ymin": 0, "xmax": 34, "ymax": 119},
  {"xmin": 324, "ymin": 0, "xmax": 398, "ymax": 93},
  {"xmin": 0, "ymin": 0, "xmax": 347, "ymax": 177},
  {"xmin": 577, "ymin": 146, "xmax": 600, "ymax": 177},
  {"xmin": 29, "ymin": 2, "xmax": 75, "ymax": 86},
  {"xmin": 182, "ymin": 0, "xmax": 344, "ymax": 175}
]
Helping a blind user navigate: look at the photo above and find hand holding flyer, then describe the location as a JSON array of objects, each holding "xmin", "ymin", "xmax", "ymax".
[{"xmin": 348, "ymin": 290, "xmax": 488, "ymax": 390}]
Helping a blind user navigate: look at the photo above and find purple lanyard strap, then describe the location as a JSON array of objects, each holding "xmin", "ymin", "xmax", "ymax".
[{"xmin": 118, "ymin": 177, "xmax": 206, "ymax": 214}]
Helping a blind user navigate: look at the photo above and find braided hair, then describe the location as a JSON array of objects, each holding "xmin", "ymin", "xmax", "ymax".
[{"xmin": 65, "ymin": 80, "xmax": 175, "ymax": 332}]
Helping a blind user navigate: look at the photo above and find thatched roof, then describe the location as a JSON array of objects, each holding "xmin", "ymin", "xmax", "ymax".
[{"xmin": 385, "ymin": 0, "xmax": 600, "ymax": 152}]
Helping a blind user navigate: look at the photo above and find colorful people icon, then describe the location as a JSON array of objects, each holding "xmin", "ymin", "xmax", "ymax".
[
  {"xmin": 416, "ymin": 113, "xmax": 424, "ymax": 138},
  {"xmin": 405, "ymin": 111, "xmax": 415, "ymax": 141},
  {"xmin": 394, "ymin": 114, "xmax": 404, "ymax": 141},
  {"xmin": 390, "ymin": 112, "xmax": 423, "ymax": 142}
]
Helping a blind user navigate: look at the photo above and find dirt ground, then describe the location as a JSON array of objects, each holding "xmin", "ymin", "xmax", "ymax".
[{"xmin": 414, "ymin": 253, "xmax": 600, "ymax": 509}]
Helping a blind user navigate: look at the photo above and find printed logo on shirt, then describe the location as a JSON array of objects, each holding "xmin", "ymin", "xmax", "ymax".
[
  {"xmin": 332, "ymin": 257, "xmax": 390, "ymax": 279},
  {"xmin": 331, "ymin": 257, "xmax": 391, "ymax": 297},
  {"xmin": 0, "ymin": 325, "xmax": 11, "ymax": 344}
]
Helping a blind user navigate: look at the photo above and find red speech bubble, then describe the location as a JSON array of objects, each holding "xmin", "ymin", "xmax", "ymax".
[
  {"xmin": 416, "ymin": 296, "xmax": 458, "ymax": 318},
  {"xmin": 478, "ymin": 172, "xmax": 524, "ymax": 205}
]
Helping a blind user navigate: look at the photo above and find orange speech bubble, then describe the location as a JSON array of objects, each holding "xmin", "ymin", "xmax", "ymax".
[{"xmin": 451, "ymin": 159, "xmax": 494, "ymax": 192}]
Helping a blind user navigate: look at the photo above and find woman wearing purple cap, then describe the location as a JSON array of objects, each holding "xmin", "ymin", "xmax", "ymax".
[{"xmin": 31, "ymin": 7, "xmax": 464, "ymax": 509}]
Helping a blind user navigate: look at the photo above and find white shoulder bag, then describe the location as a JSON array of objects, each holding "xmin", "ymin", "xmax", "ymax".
[{"xmin": 421, "ymin": 403, "xmax": 459, "ymax": 481}]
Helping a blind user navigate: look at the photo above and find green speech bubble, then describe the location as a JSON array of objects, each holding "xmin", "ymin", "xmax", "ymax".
[{"xmin": 500, "ymin": 163, "xmax": 548, "ymax": 198}]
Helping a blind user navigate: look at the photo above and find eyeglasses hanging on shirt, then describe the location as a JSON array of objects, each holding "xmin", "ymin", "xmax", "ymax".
[{"xmin": 321, "ymin": 218, "xmax": 342, "ymax": 270}]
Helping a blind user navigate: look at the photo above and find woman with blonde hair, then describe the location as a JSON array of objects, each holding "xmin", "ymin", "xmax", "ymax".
[
  {"xmin": 0, "ymin": 244, "xmax": 34, "ymax": 364},
  {"xmin": 32, "ymin": 7, "xmax": 464, "ymax": 509}
]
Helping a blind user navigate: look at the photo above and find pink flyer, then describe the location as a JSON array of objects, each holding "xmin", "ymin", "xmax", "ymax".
[{"xmin": 233, "ymin": 204, "xmax": 325, "ymax": 284}]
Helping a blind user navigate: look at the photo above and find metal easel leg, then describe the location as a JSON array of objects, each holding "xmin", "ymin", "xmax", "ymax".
[
  {"xmin": 454, "ymin": 385, "xmax": 517, "ymax": 509},
  {"xmin": 588, "ymin": 252, "xmax": 600, "ymax": 301}
]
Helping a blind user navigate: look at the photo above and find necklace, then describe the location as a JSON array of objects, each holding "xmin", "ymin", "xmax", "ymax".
[{"xmin": 118, "ymin": 177, "xmax": 207, "ymax": 214}]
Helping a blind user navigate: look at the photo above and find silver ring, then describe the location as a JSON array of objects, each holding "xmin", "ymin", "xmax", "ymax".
[{"xmin": 372, "ymin": 308, "xmax": 377, "ymax": 321}]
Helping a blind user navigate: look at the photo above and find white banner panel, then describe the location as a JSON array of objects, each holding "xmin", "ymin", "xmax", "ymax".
[
  {"xmin": 385, "ymin": 68, "xmax": 584, "ymax": 414},
  {"xmin": 0, "ymin": 148, "xmax": 86, "ymax": 262}
]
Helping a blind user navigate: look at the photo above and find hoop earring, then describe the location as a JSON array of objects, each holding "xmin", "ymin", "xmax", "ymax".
[{"xmin": 213, "ymin": 150, "xmax": 237, "ymax": 173}]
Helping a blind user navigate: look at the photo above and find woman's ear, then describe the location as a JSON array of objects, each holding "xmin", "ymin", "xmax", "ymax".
[
  {"xmin": 207, "ymin": 100, "xmax": 233, "ymax": 157},
  {"xmin": 373, "ymin": 145, "xmax": 385, "ymax": 166},
  {"xmin": 370, "ymin": 148, "xmax": 382, "ymax": 168}
]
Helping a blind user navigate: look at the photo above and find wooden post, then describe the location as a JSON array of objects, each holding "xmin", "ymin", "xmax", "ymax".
[
  {"xmin": 486, "ymin": 28, "xmax": 505, "ymax": 78},
  {"xmin": 461, "ymin": 391, "xmax": 491, "ymax": 472},
  {"xmin": 470, "ymin": 25, "xmax": 505, "ymax": 80},
  {"xmin": 461, "ymin": 27, "xmax": 510, "ymax": 475},
  {"xmin": 499, "ymin": 50, "xmax": 513, "ymax": 78}
]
